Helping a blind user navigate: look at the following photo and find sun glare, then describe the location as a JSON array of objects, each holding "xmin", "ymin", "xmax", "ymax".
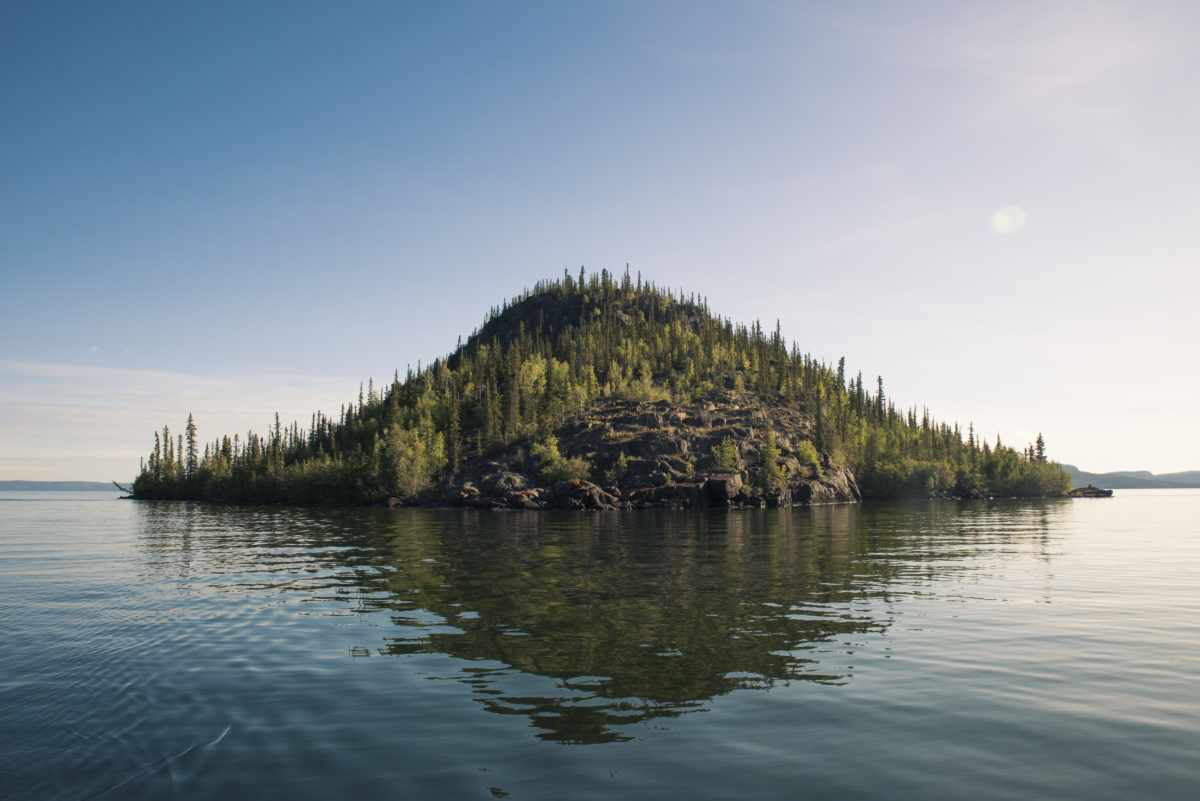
[{"xmin": 990, "ymin": 205, "xmax": 1027, "ymax": 234}]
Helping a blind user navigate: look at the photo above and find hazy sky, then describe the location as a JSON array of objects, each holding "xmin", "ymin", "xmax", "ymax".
[{"xmin": 3, "ymin": 0, "xmax": 1197, "ymax": 481}]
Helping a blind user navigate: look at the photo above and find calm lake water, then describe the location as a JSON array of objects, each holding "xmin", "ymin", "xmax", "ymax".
[{"xmin": 2, "ymin": 490, "xmax": 1198, "ymax": 800}]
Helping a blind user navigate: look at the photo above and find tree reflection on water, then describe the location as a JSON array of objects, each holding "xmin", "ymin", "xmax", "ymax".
[
  {"xmin": 136, "ymin": 501, "xmax": 1059, "ymax": 744},
  {"xmin": 367, "ymin": 509, "xmax": 884, "ymax": 743}
]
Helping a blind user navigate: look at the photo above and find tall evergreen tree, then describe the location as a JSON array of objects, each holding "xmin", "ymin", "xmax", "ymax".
[{"xmin": 185, "ymin": 413, "xmax": 198, "ymax": 478}]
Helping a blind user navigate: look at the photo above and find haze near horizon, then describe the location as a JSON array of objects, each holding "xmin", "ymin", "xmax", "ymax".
[{"xmin": 2, "ymin": 0, "xmax": 1197, "ymax": 482}]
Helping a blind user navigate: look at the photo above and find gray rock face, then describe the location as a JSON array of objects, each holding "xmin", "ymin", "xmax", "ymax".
[
  {"xmin": 430, "ymin": 395, "xmax": 863, "ymax": 511},
  {"xmin": 791, "ymin": 466, "xmax": 862, "ymax": 504}
]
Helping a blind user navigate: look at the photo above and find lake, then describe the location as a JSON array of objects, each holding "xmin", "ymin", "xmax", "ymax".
[{"xmin": 2, "ymin": 490, "xmax": 1197, "ymax": 800}]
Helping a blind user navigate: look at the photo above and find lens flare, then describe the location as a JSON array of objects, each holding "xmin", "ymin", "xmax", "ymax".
[{"xmin": 990, "ymin": 205, "xmax": 1027, "ymax": 234}]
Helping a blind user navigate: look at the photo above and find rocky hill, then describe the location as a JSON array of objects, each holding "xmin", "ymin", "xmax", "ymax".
[{"xmin": 132, "ymin": 269, "xmax": 1071, "ymax": 506}]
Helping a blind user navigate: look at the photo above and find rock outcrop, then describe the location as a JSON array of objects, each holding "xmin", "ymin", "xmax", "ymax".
[
  {"xmin": 1066, "ymin": 484, "xmax": 1113, "ymax": 498},
  {"xmin": 431, "ymin": 394, "xmax": 862, "ymax": 511}
]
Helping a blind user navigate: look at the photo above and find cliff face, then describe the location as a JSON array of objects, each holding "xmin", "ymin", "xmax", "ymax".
[{"xmin": 434, "ymin": 393, "xmax": 861, "ymax": 511}]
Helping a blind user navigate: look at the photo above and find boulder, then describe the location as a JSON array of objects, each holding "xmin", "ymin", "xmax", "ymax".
[
  {"xmin": 548, "ymin": 479, "xmax": 620, "ymax": 510},
  {"xmin": 651, "ymin": 482, "xmax": 705, "ymax": 507},
  {"xmin": 636, "ymin": 411, "xmax": 664, "ymax": 429},
  {"xmin": 505, "ymin": 489, "xmax": 546, "ymax": 510},
  {"xmin": 705, "ymin": 473, "xmax": 744, "ymax": 504},
  {"xmin": 479, "ymin": 471, "xmax": 529, "ymax": 495},
  {"xmin": 763, "ymin": 488, "xmax": 788, "ymax": 508},
  {"xmin": 441, "ymin": 483, "xmax": 482, "ymax": 506},
  {"xmin": 792, "ymin": 466, "xmax": 861, "ymax": 504}
]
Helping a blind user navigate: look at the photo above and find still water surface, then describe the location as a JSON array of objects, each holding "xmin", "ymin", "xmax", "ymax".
[{"xmin": 1, "ymin": 491, "xmax": 1197, "ymax": 799}]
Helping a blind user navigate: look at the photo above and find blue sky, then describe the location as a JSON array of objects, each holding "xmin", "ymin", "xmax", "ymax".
[{"xmin": 2, "ymin": 0, "xmax": 1197, "ymax": 481}]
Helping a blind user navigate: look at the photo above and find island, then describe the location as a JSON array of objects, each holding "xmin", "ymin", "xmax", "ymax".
[
  {"xmin": 131, "ymin": 270, "xmax": 1072, "ymax": 508},
  {"xmin": 1066, "ymin": 485, "xmax": 1114, "ymax": 498}
]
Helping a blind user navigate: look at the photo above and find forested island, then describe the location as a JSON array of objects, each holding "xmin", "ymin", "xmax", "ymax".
[{"xmin": 132, "ymin": 269, "xmax": 1070, "ymax": 509}]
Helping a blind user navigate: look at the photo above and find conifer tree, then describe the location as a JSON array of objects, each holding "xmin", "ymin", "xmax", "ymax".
[
  {"xmin": 185, "ymin": 413, "xmax": 198, "ymax": 478},
  {"xmin": 756, "ymin": 430, "xmax": 785, "ymax": 494},
  {"xmin": 711, "ymin": 436, "xmax": 738, "ymax": 472}
]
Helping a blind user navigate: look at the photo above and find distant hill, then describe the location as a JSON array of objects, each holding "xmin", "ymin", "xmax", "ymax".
[
  {"xmin": 0, "ymin": 481, "xmax": 122, "ymax": 492},
  {"xmin": 1061, "ymin": 466, "xmax": 1200, "ymax": 490},
  {"xmin": 1158, "ymin": 470, "xmax": 1200, "ymax": 485}
]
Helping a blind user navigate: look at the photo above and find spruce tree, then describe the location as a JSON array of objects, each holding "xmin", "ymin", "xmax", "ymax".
[
  {"xmin": 711, "ymin": 436, "xmax": 738, "ymax": 472},
  {"xmin": 185, "ymin": 413, "xmax": 198, "ymax": 478},
  {"xmin": 756, "ymin": 430, "xmax": 785, "ymax": 494}
]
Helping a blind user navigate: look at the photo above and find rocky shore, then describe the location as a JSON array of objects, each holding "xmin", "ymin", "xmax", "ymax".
[{"xmin": 1066, "ymin": 484, "xmax": 1114, "ymax": 498}]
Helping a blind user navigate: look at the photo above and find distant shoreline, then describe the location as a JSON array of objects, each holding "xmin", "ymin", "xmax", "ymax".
[{"xmin": 0, "ymin": 481, "xmax": 124, "ymax": 492}]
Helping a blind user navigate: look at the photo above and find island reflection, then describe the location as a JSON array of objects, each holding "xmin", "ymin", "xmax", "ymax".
[{"xmin": 135, "ymin": 501, "xmax": 1061, "ymax": 744}]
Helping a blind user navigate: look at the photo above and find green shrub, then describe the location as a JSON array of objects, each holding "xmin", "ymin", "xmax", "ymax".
[
  {"xmin": 532, "ymin": 435, "xmax": 593, "ymax": 483},
  {"xmin": 794, "ymin": 440, "xmax": 821, "ymax": 478}
]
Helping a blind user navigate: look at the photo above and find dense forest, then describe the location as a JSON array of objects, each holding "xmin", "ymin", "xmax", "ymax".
[{"xmin": 132, "ymin": 268, "xmax": 1071, "ymax": 505}]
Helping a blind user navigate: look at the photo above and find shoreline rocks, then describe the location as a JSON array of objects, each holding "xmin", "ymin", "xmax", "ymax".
[{"xmin": 1066, "ymin": 484, "xmax": 1114, "ymax": 498}]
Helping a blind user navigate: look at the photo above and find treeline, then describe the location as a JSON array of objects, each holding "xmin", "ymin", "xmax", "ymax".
[{"xmin": 132, "ymin": 268, "xmax": 1070, "ymax": 503}]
